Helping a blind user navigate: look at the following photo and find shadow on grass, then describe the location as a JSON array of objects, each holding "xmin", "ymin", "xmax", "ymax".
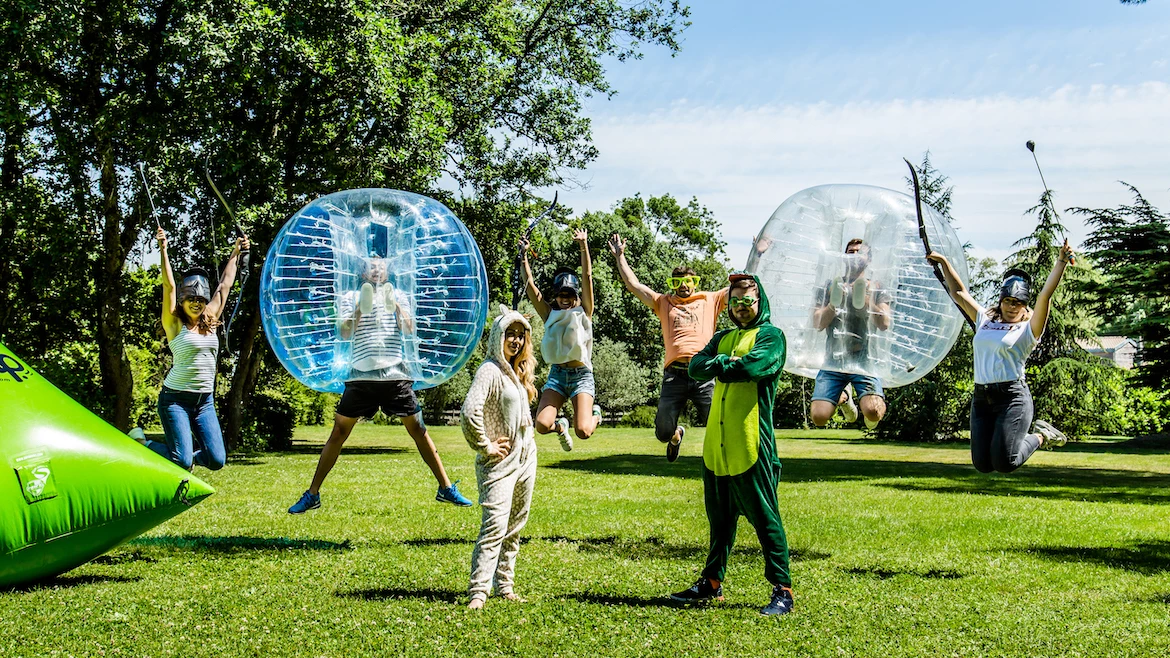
[
  {"xmin": 399, "ymin": 535, "xmax": 829, "ymax": 563},
  {"xmin": 6, "ymin": 574, "xmax": 142, "ymax": 592},
  {"xmin": 91, "ymin": 551, "xmax": 157, "ymax": 565},
  {"xmin": 549, "ymin": 454, "xmax": 1170, "ymax": 505},
  {"xmin": 129, "ymin": 535, "xmax": 352, "ymax": 553},
  {"xmin": 337, "ymin": 587, "xmax": 461, "ymax": 603},
  {"xmin": 1015, "ymin": 540, "xmax": 1170, "ymax": 575},
  {"xmin": 277, "ymin": 444, "xmax": 412, "ymax": 456},
  {"xmin": 843, "ymin": 566, "xmax": 963, "ymax": 580},
  {"xmin": 567, "ymin": 591, "xmax": 758, "ymax": 610}
]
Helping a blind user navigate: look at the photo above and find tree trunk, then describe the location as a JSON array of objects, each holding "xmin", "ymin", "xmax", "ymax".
[
  {"xmin": 95, "ymin": 140, "xmax": 134, "ymax": 430},
  {"xmin": 225, "ymin": 302, "xmax": 263, "ymax": 449}
]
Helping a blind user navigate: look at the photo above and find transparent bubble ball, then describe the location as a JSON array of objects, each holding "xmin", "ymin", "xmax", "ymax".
[
  {"xmin": 746, "ymin": 184, "xmax": 970, "ymax": 388},
  {"xmin": 260, "ymin": 189, "xmax": 489, "ymax": 393}
]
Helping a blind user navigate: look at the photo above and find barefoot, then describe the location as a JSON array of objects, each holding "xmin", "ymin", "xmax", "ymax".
[
  {"xmin": 468, "ymin": 598, "xmax": 485, "ymax": 610},
  {"xmin": 501, "ymin": 592, "xmax": 527, "ymax": 603}
]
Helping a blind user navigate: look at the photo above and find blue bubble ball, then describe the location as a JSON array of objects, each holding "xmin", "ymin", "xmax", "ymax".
[{"xmin": 260, "ymin": 189, "xmax": 489, "ymax": 393}]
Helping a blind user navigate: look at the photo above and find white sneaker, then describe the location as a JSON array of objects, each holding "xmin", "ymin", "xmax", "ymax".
[
  {"xmin": 851, "ymin": 278, "xmax": 867, "ymax": 310},
  {"xmin": 382, "ymin": 282, "xmax": 397, "ymax": 313},
  {"xmin": 1034, "ymin": 419, "xmax": 1067, "ymax": 448},
  {"xmin": 359, "ymin": 282, "xmax": 375, "ymax": 314},
  {"xmin": 128, "ymin": 427, "xmax": 148, "ymax": 445},
  {"xmin": 839, "ymin": 386, "xmax": 858, "ymax": 423},
  {"xmin": 555, "ymin": 417, "xmax": 573, "ymax": 452}
]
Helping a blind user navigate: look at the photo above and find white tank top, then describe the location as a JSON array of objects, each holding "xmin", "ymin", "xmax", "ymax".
[
  {"xmin": 540, "ymin": 306, "xmax": 593, "ymax": 370},
  {"xmin": 164, "ymin": 325, "xmax": 219, "ymax": 393}
]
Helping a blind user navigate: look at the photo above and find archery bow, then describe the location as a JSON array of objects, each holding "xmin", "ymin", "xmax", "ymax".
[
  {"xmin": 904, "ymin": 157, "xmax": 976, "ymax": 331},
  {"xmin": 204, "ymin": 159, "xmax": 251, "ymax": 354}
]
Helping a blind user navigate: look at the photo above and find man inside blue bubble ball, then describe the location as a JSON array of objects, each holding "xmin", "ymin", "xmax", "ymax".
[
  {"xmin": 287, "ymin": 256, "xmax": 473, "ymax": 514},
  {"xmin": 809, "ymin": 238, "xmax": 892, "ymax": 429}
]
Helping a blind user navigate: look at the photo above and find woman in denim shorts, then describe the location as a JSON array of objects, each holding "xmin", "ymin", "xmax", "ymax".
[{"xmin": 519, "ymin": 228, "xmax": 600, "ymax": 451}]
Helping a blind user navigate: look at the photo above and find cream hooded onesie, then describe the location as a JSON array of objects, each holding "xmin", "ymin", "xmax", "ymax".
[{"xmin": 461, "ymin": 306, "xmax": 538, "ymax": 602}]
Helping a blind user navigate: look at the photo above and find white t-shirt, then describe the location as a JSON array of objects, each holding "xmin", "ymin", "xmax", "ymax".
[
  {"xmin": 337, "ymin": 286, "xmax": 411, "ymax": 381},
  {"xmin": 972, "ymin": 305, "xmax": 1040, "ymax": 385},
  {"xmin": 540, "ymin": 306, "xmax": 593, "ymax": 370}
]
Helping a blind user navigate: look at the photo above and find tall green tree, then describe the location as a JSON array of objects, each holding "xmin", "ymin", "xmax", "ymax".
[
  {"xmin": 1071, "ymin": 184, "xmax": 1170, "ymax": 389},
  {"xmin": 875, "ymin": 153, "xmax": 976, "ymax": 440},
  {"xmin": 1, "ymin": 0, "xmax": 690, "ymax": 437}
]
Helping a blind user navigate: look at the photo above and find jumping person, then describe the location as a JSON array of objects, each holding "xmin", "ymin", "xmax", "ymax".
[
  {"xmin": 669, "ymin": 273, "xmax": 795, "ymax": 617},
  {"xmin": 288, "ymin": 257, "xmax": 471, "ymax": 513},
  {"xmin": 608, "ymin": 233, "xmax": 728, "ymax": 461},
  {"xmin": 926, "ymin": 240, "xmax": 1073, "ymax": 473},
  {"xmin": 147, "ymin": 227, "xmax": 248, "ymax": 471},
  {"xmin": 810, "ymin": 239, "xmax": 892, "ymax": 429},
  {"xmin": 462, "ymin": 306, "xmax": 538, "ymax": 609},
  {"xmin": 520, "ymin": 228, "xmax": 599, "ymax": 451}
]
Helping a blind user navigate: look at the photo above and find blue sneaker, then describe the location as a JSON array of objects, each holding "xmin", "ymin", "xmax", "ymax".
[
  {"xmin": 760, "ymin": 585, "xmax": 794, "ymax": 616},
  {"xmin": 436, "ymin": 480, "xmax": 473, "ymax": 507},
  {"xmin": 288, "ymin": 490, "xmax": 321, "ymax": 514}
]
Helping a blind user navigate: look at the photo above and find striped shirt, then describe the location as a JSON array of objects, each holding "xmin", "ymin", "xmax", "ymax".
[
  {"xmin": 163, "ymin": 325, "xmax": 219, "ymax": 393},
  {"xmin": 338, "ymin": 287, "xmax": 411, "ymax": 382}
]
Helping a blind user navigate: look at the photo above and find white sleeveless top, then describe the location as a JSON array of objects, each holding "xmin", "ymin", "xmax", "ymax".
[
  {"xmin": 540, "ymin": 306, "xmax": 593, "ymax": 370},
  {"xmin": 972, "ymin": 305, "xmax": 1039, "ymax": 385},
  {"xmin": 164, "ymin": 325, "xmax": 219, "ymax": 393}
]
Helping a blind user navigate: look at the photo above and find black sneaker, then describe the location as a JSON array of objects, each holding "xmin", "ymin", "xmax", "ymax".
[
  {"xmin": 669, "ymin": 576, "xmax": 723, "ymax": 604},
  {"xmin": 666, "ymin": 426, "xmax": 684, "ymax": 463},
  {"xmin": 760, "ymin": 585, "xmax": 794, "ymax": 616}
]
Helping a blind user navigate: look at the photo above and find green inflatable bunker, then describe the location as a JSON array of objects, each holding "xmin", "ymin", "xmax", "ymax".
[{"xmin": 1, "ymin": 343, "xmax": 214, "ymax": 588}]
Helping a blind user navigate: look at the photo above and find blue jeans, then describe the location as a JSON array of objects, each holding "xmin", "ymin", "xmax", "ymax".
[
  {"xmin": 542, "ymin": 364, "xmax": 595, "ymax": 399},
  {"xmin": 152, "ymin": 387, "xmax": 227, "ymax": 470},
  {"xmin": 811, "ymin": 370, "xmax": 884, "ymax": 403}
]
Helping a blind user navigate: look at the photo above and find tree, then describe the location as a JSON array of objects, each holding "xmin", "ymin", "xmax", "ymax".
[
  {"xmin": 1071, "ymin": 184, "xmax": 1170, "ymax": 389},
  {"xmin": 3, "ymin": 0, "xmax": 690, "ymax": 437},
  {"xmin": 592, "ymin": 338, "xmax": 656, "ymax": 414},
  {"xmin": 874, "ymin": 153, "xmax": 976, "ymax": 440}
]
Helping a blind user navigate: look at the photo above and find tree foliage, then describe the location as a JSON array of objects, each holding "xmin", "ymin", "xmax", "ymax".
[
  {"xmin": 1, "ymin": 0, "xmax": 690, "ymax": 439},
  {"xmin": 1071, "ymin": 184, "xmax": 1170, "ymax": 389}
]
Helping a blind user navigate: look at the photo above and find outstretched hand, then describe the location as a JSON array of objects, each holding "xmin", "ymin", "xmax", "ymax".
[
  {"xmin": 607, "ymin": 233, "xmax": 625, "ymax": 257},
  {"xmin": 573, "ymin": 228, "xmax": 588, "ymax": 245}
]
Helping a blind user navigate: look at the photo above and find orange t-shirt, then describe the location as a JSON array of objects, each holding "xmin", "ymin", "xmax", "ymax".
[{"xmin": 652, "ymin": 288, "xmax": 730, "ymax": 369}]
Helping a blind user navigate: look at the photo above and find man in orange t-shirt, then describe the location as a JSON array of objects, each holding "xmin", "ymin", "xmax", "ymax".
[{"xmin": 608, "ymin": 234, "xmax": 729, "ymax": 462}]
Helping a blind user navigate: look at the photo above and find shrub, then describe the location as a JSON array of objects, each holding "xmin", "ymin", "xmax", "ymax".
[{"xmin": 620, "ymin": 405, "xmax": 657, "ymax": 428}]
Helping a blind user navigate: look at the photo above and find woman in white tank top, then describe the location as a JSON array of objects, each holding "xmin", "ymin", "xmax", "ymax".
[
  {"xmin": 927, "ymin": 240, "xmax": 1074, "ymax": 473},
  {"xmin": 144, "ymin": 227, "xmax": 249, "ymax": 471}
]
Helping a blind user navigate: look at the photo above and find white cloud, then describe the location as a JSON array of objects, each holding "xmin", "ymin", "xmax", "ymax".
[{"xmin": 550, "ymin": 82, "xmax": 1170, "ymax": 268}]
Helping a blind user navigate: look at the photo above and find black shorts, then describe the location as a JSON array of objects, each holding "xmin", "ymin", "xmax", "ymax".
[{"xmin": 336, "ymin": 380, "xmax": 421, "ymax": 419}]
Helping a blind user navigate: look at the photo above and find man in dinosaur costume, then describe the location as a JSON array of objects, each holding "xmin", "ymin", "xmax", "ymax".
[{"xmin": 668, "ymin": 272, "xmax": 794, "ymax": 616}]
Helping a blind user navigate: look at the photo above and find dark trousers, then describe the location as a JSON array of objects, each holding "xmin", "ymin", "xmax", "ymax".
[
  {"xmin": 970, "ymin": 380, "xmax": 1039, "ymax": 474},
  {"xmin": 655, "ymin": 365, "xmax": 715, "ymax": 443},
  {"xmin": 701, "ymin": 459, "xmax": 792, "ymax": 588}
]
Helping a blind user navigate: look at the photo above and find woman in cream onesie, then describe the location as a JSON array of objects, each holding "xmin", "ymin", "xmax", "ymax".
[{"xmin": 461, "ymin": 306, "xmax": 539, "ymax": 609}]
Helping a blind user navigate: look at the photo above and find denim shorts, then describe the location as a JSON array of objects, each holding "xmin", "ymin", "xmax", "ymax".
[
  {"xmin": 811, "ymin": 370, "xmax": 884, "ymax": 403},
  {"xmin": 542, "ymin": 364, "xmax": 596, "ymax": 399}
]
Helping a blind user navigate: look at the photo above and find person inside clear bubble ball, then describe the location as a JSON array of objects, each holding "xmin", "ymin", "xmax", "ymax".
[
  {"xmin": 287, "ymin": 257, "xmax": 473, "ymax": 514},
  {"xmin": 809, "ymin": 239, "xmax": 892, "ymax": 429}
]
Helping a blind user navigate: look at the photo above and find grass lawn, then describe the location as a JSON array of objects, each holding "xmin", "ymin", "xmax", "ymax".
[{"xmin": 4, "ymin": 425, "xmax": 1170, "ymax": 657}]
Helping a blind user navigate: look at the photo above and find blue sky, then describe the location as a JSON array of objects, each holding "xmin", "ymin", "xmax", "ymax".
[{"xmin": 549, "ymin": 0, "xmax": 1170, "ymax": 266}]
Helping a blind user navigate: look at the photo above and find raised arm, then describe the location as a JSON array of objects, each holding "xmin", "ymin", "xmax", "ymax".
[
  {"xmin": 607, "ymin": 233, "xmax": 657, "ymax": 308},
  {"xmin": 206, "ymin": 234, "xmax": 250, "ymax": 320},
  {"xmin": 1030, "ymin": 239, "xmax": 1073, "ymax": 339},
  {"xmin": 520, "ymin": 237, "xmax": 551, "ymax": 321},
  {"xmin": 157, "ymin": 228, "xmax": 180, "ymax": 340},
  {"xmin": 925, "ymin": 251, "xmax": 979, "ymax": 325},
  {"xmin": 575, "ymin": 228, "xmax": 594, "ymax": 317}
]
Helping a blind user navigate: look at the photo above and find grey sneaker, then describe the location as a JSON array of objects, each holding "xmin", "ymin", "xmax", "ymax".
[
  {"xmin": 555, "ymin": 417, "xmax": 573, "ymax": 452},
  {"xmin": 1034, "ymin": 419, "xmax": 1068, "ymax": 448}
]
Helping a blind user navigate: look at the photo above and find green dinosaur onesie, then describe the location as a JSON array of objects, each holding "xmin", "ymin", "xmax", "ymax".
[{"xmin": 688, "ymin": 273, "xmax": 791, "ymax": 588}]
